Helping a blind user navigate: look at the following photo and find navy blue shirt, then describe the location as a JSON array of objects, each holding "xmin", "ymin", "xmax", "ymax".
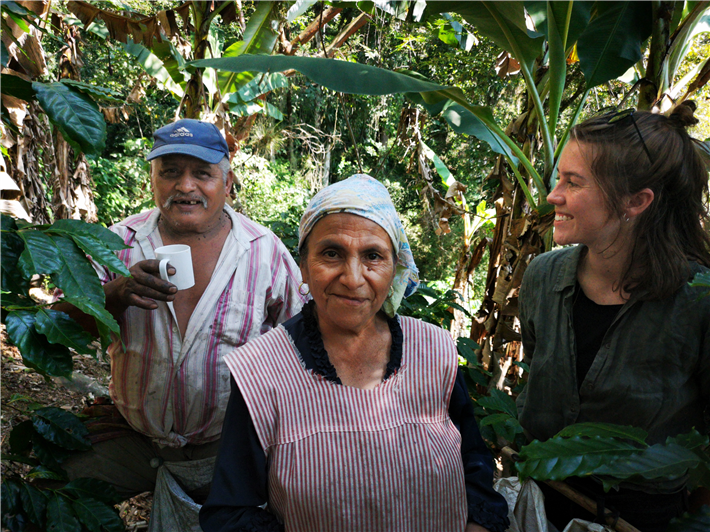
[{"xmin": 200, "ymin": 303, "xmax": 509, "ymax": 532}]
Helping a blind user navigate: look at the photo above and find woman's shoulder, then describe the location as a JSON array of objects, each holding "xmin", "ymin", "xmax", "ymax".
[{"xmin": 397, "ymin": 316, "xmax": 457, "ymax": 350}]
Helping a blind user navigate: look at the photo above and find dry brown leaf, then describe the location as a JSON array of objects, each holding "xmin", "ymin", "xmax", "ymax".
[{"xmin": 494, "ymin": 51, "xmax": 521, "ymax": 78}]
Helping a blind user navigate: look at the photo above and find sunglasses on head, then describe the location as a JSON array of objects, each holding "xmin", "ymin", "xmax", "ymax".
[{"xmin": 605, "ymin": 108, "xmax": 655, "ymax": 164}]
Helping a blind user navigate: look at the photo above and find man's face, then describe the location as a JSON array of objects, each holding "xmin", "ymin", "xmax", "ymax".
[{"xmin": 152, "ymin": 154, "xmax": 232, "ymax": 235}]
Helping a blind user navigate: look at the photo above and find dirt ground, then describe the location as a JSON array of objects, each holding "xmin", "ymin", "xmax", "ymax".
[{"xmin": 1, "ymin": 326, "xmax": 153, "ymax": 531}]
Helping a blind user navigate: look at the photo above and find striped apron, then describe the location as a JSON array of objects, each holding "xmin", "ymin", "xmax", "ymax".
[{"xmin": 225, "ymin": 316, "xmax": 467, "ymax": 531}]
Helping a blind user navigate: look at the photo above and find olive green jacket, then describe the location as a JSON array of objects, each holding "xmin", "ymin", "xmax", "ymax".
[{"xmin": 517, "ymin": 245, "xmax": 710, "ymax": 451}]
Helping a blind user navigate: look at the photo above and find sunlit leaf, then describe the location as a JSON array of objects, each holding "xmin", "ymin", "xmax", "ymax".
[{"xmin": 516, "ymin": 435, "xmax": 641, "ymax": 481}]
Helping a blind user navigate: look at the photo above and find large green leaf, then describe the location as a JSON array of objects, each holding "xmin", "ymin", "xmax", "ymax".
[
  {"xmin": 48, "ymin": 235, "xmax": 105, "ymax": 305},
  {"xmin": 667, "ymin": 505, "xmax": 710, "ymax": 531},
  {"xmin": 516, "ymin": 435, "xmax": 641, "ymax": 481},
  {"xmin": 218, "ymin": 0, "xmax": 281, "ymax": 95},
  {"xmin": 60, "ymin": 478, "xmax": 121, "ymax": 506},
  {"xmin": 17, "ymin": 230, "xmax": 63, "ymax": 278},
  {"xmin": 5, "ymin": 311, "xmax": 73, "ymax": 377},
  {"xmin": 555, "ymin": 422, "xmax": 649, "ymax": 446},
  {"xmin": 123, "ymin": 39, "xmax": 184, "ymax": 98},
  {"xmin": 27, "ymin": 465, "xmax": 65, "ymax": 481},
  {"xmin": 1, "ymin": 73, "xmax": 35, "ymax": 101},
  {"xmin": 34, "ymin": 309, "xmax": 95, "ymax": 355},
  {"xmin": 2, "ymin": 479, "xmax": 22, "ymax": 517},
  {"xmin": 667, "ymin": 3, "xmax": 710, "ymax": 83},
  {"xmin": 668, "ymin": 429, "xmax": 710, "ymax": 451},
  {"xmin": 31, "ymin": 433, "xmax": 70, "ymax": 475},
  {"xmin": 437, "ymin": 101, "xmax": 520, "ymax": 165},
  {"xmin": 525, "ymin": 1, "xmax": 592, "ymax": 134},
  {"xmin": 287, "ymin": 0, "xmax": 318, "ymax": 22},
  {"xmin": 525, "ymin": 1, "xmax": 592, "ymax": 50},
  {"xmin": 594, "ymin": 442, "xmax": 700, "ymax": 488},
  {"xmin": 198, "ymin": 54, "xmax": 446, "ymax": 96},
  {"xmin": 32, "ymin": 407, "xmax": 90, "ymax": 451},
  {"xmin": 50, "ymin": 219, "xmax": 127, "ymax": 251},
  {"xmin": 1, "ymin": 215, "xmax": 30, "ymax": 295},
  {"xmin": 69, "ymin": 234, "xmax": 130, "ymax": 277},
  {"xmin": 479, "ymin": 412, "xmax": 524, "ymax": 442},
  {"xmin": 58, "ymin": 79, "xmax": 123, "ymax": 104},
  {"xmin": 577, "ymin": 1, "xmax": 654, "ymax": 89},
  {"xmin": 61, "ymin": 295, "xmax": 120, "ymax": 336},
  {"xmin": 457, "ymin": 337, "xmax": 480, "ymax": 366},
  {"xmin": 19, "ymin": 483, "xmax": 47, "ymax": 528},
  {"xmin": 236, "ymin": 72, "xmax": 288, "ymax": 101},
  {"xmin": 46, "ymin": 494, "xmax": 81, "ymax": 532},
  {"xmin": 72, "ymin": 498, "xmax": 123, "ymax": 532},
  {"xmin": 2, "ymin": 1, "xmax": 29, "ymax": 15},
  {"xmin": 476, "ymin": 388, "xmax": 518, "ymax": 417},
  {"xmin": 32, "ymin": 82, "xmax": 106, "ymax": 158},
  {"xmin": 426, "ymin": 1, "xmax": 544, "ymax": 69}
]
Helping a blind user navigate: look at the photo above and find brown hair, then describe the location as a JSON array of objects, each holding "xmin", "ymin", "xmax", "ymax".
[{"xmin": 570, "ymin": 101, "xmax": 710, "ymax": 300}]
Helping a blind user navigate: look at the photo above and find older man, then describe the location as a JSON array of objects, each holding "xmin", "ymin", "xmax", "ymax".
[{"xmin": 63, "ymin": 119, "xmax": 305, "ymax": 523}]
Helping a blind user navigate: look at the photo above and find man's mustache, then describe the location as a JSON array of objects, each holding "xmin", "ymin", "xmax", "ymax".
[{"xmin": 163, "ymin": 194, "xmax": 208, "ymax": 209}]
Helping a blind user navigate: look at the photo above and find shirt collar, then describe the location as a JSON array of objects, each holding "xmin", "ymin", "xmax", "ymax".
[{"xmin": 553, "ymin": 245, "xmax": 586, "ymax": 292}]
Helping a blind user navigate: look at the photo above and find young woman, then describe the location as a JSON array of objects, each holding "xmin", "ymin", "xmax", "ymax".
[{"xmin": 517, "ymin": 101, "xmax": 710, "ymax": 531}]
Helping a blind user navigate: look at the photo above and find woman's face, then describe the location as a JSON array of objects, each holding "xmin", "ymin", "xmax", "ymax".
[
  {"xmin": 547, "ymin": 141, "xmax": 622, "ymax": 252},
  {"xmin": 300, "ymin": 213, "xmax": 396, "ymax": 335}
]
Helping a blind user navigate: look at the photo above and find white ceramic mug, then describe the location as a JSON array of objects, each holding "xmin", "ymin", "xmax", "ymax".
[{"xmin": 155, "ymin": 244, "xmax": 195, "ymax": 290}]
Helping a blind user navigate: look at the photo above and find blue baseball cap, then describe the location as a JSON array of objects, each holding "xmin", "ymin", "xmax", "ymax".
[{"xmin": 147, "ymin": 119, "xmax": 230, "ymax": 164}]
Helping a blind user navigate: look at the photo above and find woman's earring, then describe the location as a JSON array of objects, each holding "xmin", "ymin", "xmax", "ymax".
[
  {"xmin": 298, "ymin": 282, "xmax": 310, "ymax": 296},
  {"xmin": 623, "ymin": 213, "xmax": 631, "ymax": 223},
  {"xmin": 388, "ymin": 286, "xmax": 394, "ymax": 298}
]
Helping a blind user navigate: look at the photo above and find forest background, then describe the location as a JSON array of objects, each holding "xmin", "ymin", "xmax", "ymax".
[{"xmin": 2, "ymin": 0, "xmax": 710, "ymax": 530}]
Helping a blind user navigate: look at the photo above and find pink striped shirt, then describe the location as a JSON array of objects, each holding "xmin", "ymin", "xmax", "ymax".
[
  {"xmin": 96, "ymin": 206, "xmax": 305, "ymax": 447},
  {"xmin": 224, "ymin": 316, "xmax": 467, "ymax": 531}
]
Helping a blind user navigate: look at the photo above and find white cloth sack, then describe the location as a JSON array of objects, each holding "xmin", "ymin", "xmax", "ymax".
[
  {"xmin": 494, "ymin": 477, "xmax": 613, "ymax": 532},
  {"xmin": 148, "ymin": 456, "xmax": 216, "ymax": 532}
]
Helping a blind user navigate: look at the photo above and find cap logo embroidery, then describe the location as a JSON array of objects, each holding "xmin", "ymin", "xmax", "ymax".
[{"xmin": 170, "ymin": 127, "xmax": 193, "ymax": 138}]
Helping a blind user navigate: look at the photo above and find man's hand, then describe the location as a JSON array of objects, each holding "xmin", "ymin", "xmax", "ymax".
[
  {"xmin": 465, "ymin": 523, "xmax": 490, "ymax": 532},
  {"xmin": 105, "ymin": 259, "xmax": 178, "ymax": 315}
]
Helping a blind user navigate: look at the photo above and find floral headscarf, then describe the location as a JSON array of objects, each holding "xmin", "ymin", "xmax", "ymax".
[{"xmin": 298, "ymin": 174, "xmax": 419, "ymax": 317}]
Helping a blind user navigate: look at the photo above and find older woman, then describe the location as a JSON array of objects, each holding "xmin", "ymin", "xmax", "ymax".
[
  {"xmin": 200, "ymin": 174, "xmax": 509, "ymax": 531},
  {"xmin": 517, "ymin": 101, "xmax": 710, "ymax": 530}
]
